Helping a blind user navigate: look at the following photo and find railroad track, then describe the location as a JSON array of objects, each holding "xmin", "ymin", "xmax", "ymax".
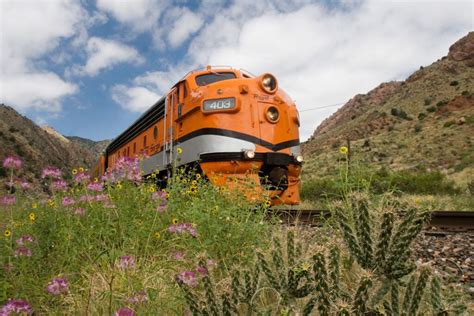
[{"xmin": 272, "ymin": 209, "xmax": 474, "ymax": 232}]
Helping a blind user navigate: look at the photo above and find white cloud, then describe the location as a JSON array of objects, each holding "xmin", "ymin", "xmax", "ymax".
[
  {"xmin": 110, "ymin": 65, "xmax": 186, "ymax": 112},
  {"xmin": 0, "ymin": 0, "xmax": 87, "ymax": 112},
  {"xmin": 167, "ymin": 8, "xmax": 204, "ymax": 48},
  {"xmin": 1, "ymin": 72, "xmax": 78, "ymax": 112},
  {"xmin": 112, "ymin": 85, "xmax": 161, "ymax": 112},
  {"xmin": 96, "ymin": 0, "xmax": 168, "ymax": 32},
  {"xmin": 75, "ymin": 37, "xmax": 144, "ymax": 76}
]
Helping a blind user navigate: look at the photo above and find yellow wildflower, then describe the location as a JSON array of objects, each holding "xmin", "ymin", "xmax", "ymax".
[
  {"xmin": 151, "ymin": 172, "xmax": 157, "ymax": 178},
  {"xmin": 79, "ymin": 167, "xmax": 84, "ymax": 173},
  {"xmin": 29, "ymin": 212, "xmax": 36, "ymax": 221},
  {"xmin": 264, "ymin": 200, "xmax": 272, "ymax": 208},
  {"xmin": 149, "ymin": 186, "xmax": 156, "ymax": 193},
  {"xmin": 191, "ymin": 180, "xmax": 197, "ymax": 186},
  {"xmin": 72, "ymin": 168, "xmax": 78, "ymax": 175},
  {"xmin": 154, "ymin": 232, "xmax": 161, "ymax": 239},
  {"xmin": 176, "ymin": 147, "xmax": 183, "ymax": 155},
  {"xmin": 32, "ymin": 203, "xmax": 38, "ymax": 209},
  {"xmin": 94, "ymin": 177, "xmax": 99, "ymax": 183},
  {"xmin": 116, "ymin": 183, "xmax": 123, "ymax": 190},
  {"xmin": 172, "ymin": 218, "xmax": 178, "ymax": 225},
  {"xmin": 339, "ymin": 146, "xmax": 348, "ymax": 154},
  {"xmin": 4, "ymin": 229, "xmax": 11, "ymax": 237},
  {"xmin": 196, "ymin": 174, "xmax": 201, "ymax": 180},
  {"xmin": 48, "ymin": 199, "xmax": 55, "ymax": 207},
  {"xmin": 301, "ymin": 262, "xmax": 311, "ymax": 271}
]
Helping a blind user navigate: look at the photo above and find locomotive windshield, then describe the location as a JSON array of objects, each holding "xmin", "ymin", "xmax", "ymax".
[{"xmin": 195, "ymin": 72, "xmax": 236, "ymax": 86}]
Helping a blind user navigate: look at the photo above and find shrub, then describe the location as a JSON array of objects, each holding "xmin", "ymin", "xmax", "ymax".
[
  {"xmin": 424, "ymin": 98, "xmax": 432, "ymax": 106},
  {"xmin": 449, "ymin": 80, "xmax": 459, "ymax": 86},
  {"xmin": 426, "ymin": 106, "xmax": 437, "ymax": 113},
  {"xmin": 443, "ymin": 120, "xmax": 456, "ymax": 128},
  {"xmin": 418, "ymin": 112, "xmax": 427, "ymax": 120},
  {"xmin": 390, "ymin": 108, "xmax": 399, "ymax": 116},
  {"xmin": 302, "ymin": 168, "xmax": 460, "ymax": 200},
  {"xmin": 414, "ymin": 124, "xmax": 422, "ymax": 133},
  {"xmin": 461, "ymin": 90, "xmax": 470, "ymax": 96},
  {"xmin": 436, "ymin": 100, "xmax": 447, "ymax": 108}
]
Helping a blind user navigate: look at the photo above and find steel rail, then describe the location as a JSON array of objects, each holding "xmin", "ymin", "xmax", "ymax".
[{"xmin": 271, "ymin": 209, "xmax": 474, "ymax": 231}]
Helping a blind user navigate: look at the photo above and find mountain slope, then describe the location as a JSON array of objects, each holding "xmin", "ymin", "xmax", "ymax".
[
  {"xmin": 0, "ymin": 105, "xmax": 105, "ymax": 191},
  {"xmin": 67, "ymin": 136, "xmax": 111, "ymax": 159},
  {"xmin": 302, "ymin": 32, "xmax": 474, "ymax": 186}
]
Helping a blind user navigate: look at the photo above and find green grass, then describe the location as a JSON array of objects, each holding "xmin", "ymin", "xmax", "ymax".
[{"xmin": 0, "ymin": 161, "xmax": 272, "ymax": 314}]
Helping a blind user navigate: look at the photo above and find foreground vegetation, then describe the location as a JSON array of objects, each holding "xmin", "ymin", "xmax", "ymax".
[{"xmin": 0, "ymin": 153, "xmax": 471, "ymax": 314}]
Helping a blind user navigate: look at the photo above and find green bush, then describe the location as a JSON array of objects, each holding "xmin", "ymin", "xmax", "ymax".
[
  {"xmin": 449, "ymin": 80, "xmax": 459, "ymax": 86},
  {"xmin": 426, "ymin": 106, "xmax": 437, "ymax": 113},
  {"xmin": 302, "ymin": 168, "xmax": 460, "ymax": 201},
  {"xmin": 424, "ymin": 98, "xmax": 432, "ymax": 106},
  {"xmin": 436, "ymin": 100, "xmax": 447, "ymax": 108},
  {"xmin": 443, "ymin": 120, "xmax": 456, "ymax": 128},
  {"xmin": 418, "ymin": 112, "xmax": 427, "ymax": 120}
]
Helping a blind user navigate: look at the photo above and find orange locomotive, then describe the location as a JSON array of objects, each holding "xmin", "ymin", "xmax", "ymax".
[{"xmin": 93, "ymin": 66, "xmax": 303, "ymax": 205}]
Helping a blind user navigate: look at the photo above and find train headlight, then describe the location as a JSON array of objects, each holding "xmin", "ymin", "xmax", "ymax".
[
  {"xmin": 266, "ymin": 106, "xmax": 280, "ymax": 123},
  {"xmin": 260, "ymin": 74, "xmax": 278, "ymax": 93},
  {"xmin": 244, "ymin": 150, "xmax": 255, "ymax": 159},
  {"xmin": 295, "ymin": 155, "xmax": 304, "ymax": 163}
]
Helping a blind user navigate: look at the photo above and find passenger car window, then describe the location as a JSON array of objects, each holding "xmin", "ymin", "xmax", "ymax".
[{"xmin": 195, "ymin": 72, "xmax": 236, "ymax": 86}]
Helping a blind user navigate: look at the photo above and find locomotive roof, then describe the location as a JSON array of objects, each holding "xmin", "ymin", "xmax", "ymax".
[{"xmin": 106, "ymin": 95, "xmax": 165, "ymax": 154}]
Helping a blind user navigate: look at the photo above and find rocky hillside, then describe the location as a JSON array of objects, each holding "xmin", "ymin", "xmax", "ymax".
[
  {"xmin": 67, "ymin": 136, "xmax": 110, "ymax": 158},
  {"xmin": 0, "ymin": 105, "xmax": 107, "ymax": 191},
  {"xmin": 302, "ymin": 32, "xmax": 474, "ymax": 186}
]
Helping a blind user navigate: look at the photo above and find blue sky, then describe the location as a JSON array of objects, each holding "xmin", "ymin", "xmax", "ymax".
[{"xmin": 1, "ymin": 0, "xmax": 472, "ymax": 141}]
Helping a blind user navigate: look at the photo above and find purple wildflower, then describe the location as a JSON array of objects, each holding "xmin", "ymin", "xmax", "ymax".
[
  {"xmin": 62, "ymin": 196, "xmax": 75, "ymax": 206},
  {"xmin": 46, "ymin": 277, "xmax": 69, "ymax": 295},
  {"xmin": 118, "ymin": 256, "xmax": 136, "ymax": 270},
  {"xmin": 94, "ymin": 194, "xmax": 109, "ymax": 202},
  {"xmin": 20, "ymin": 181, "xmax": 30, "ymax": 190},
  {"xmin": 87, "ymin": 182, "xmax": 103, "ymax": 192},
  {"xmin": 151, "ymin": 191, "xmax": 166, "ymax": 201},
  {"xmin": 0, "ymin": 299, "xmax": 32, "ymax": 315},
  {"xmin": 173, "ymin": 251, "xmax": 186, "ymax": 261},
  {"xmin": 74, "ymin": 208, "xmax": 86, "ymax": 216},
  {"xmin": 41, "ymin": 167, "xmax": 62, "ymax": 179},
  {"xmin": 105, "ymin": 157, "xmax": 142, "ymax": 184},
  {"xmin": 52, "ymin": 180, "xmax": 67, "ymax": 190},
  {"xmin": 74, "ymin": 172, "xmax": 90, "ymax": 184},
  {"xmin": 5, "ymin": 180, "xmax": 15, "ymax": 188},
  {"xmin": 127, "ymin": 290, "xmax": 148, "ymax": 304},
  {"xmin": 0, "ymin": 195, "xmax": 16, "ymax": 205},
  {"xmin": 79, "ymin": 195, "xmax": 95, "ymax": 202},
  {"xmin": 196, "ymin": 266, "xmax": 208, "ymax": 277},
  {"xmin": 14, "ymin": 247, "xmax": 32, "ymax": 257},
  {"xmin": 114, "ymin": 307, "xmax": 136, "ymax": 316},
  {"xmin": 207, "ymin": 259, "xmax": 217, "ymax": 267},
  {"xmin": 16, "ymin": 235, "xmax": 34, "ymax": 246},
  {"xmin": 168, "ymin": 223, "xmax": 197, "ymax": 237},
  {"xmin": 176, "ymin": 271, "xmax": 198, "ymax": 287},
  {"xmin": 3, "ymin": 156, "xmax": 22, "ymax": 169}
]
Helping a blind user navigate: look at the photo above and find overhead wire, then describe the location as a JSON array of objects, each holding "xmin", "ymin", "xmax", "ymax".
[{"xmin": 299, "ymin": 102, "xmax": 346, "ymax": 112}]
